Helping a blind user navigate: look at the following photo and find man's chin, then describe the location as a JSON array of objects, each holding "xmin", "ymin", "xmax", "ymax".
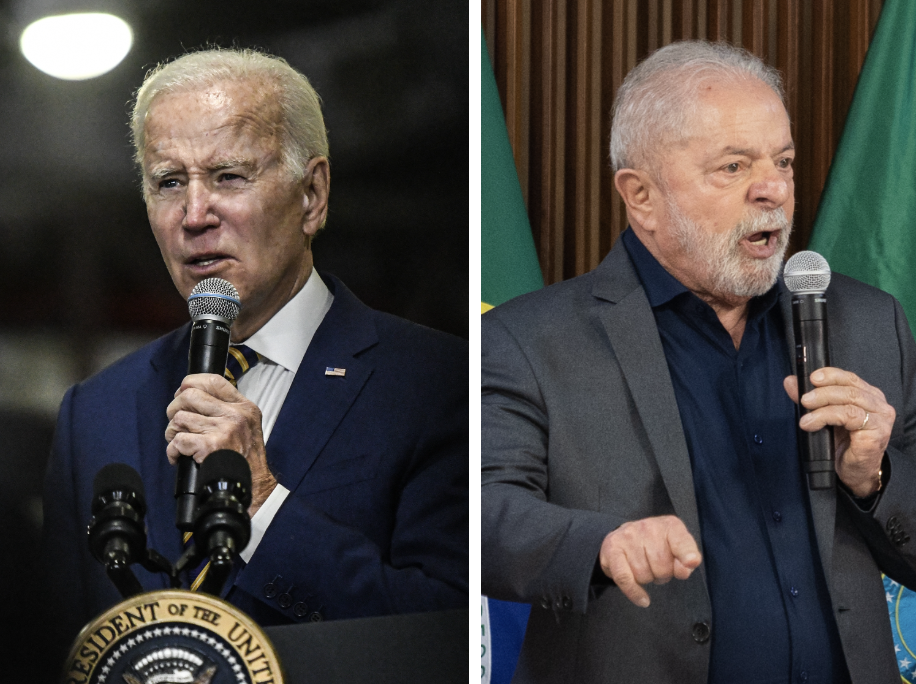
[{"xmin": 716, "ymin": 255, "xmax": 784, "ymax": 299}]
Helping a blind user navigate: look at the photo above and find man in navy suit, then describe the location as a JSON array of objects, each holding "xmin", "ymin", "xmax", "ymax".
[{"xmin": 42, "ymin": 48, "xmax": 467, "ymax": 654}]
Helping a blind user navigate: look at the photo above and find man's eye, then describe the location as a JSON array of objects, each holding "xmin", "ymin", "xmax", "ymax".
[
  {"xmin": 724, "ymin": 162, "xmax": 740, "ymax": 173},
  {"xmin": 778, "ymin": 157, "xmax": 793, "ymax": 169},
  {"xmin": 158, "ymin": 179, "xmax": 179, "ymax": 189},
  {"xmin": 219, "ymin": 173, "xmax": 242, "ymax": 182}
]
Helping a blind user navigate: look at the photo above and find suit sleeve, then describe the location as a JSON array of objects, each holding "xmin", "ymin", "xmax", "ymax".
[
  {"xmin": 41, "ymin": 386, "xmax": 102, "ymax": 660},
  {"xmin": 481, "ymin": 312, "xmax": 625, "ymax": 614},
  {"xmin": 838, "ymin": 297, "xmax": 916, "ymax": 588},
  {"xmin": 232, "ymin": 348, "xmax": 468, "ymax": 622}
]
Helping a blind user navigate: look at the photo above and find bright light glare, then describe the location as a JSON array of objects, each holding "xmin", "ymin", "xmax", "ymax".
[{"xmin": 20, "ymin": 13, "xmax": 132, "ymax": 80}]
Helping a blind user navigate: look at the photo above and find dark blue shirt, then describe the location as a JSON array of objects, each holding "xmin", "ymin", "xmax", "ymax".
[{"xmin": 622, "ymin": 229, "xmax": 849, "ymax": 684}]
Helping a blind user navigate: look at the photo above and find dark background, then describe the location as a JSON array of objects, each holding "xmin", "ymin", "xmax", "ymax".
[{"xmin": 0, "ymin": 1, "xmax": 467, "ymax": 679}]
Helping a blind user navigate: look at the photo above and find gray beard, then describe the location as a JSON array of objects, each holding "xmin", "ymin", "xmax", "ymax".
[{"xmin": 666, "ymin": 197, "xmax": 792, "ymax": 298}]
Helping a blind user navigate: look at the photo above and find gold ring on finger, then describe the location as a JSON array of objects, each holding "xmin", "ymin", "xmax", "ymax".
[{"xmin": 857, "ymin": 411, "xmax": 870, "ymax": 431}]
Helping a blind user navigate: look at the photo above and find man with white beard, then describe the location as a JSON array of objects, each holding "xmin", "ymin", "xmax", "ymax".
[{"xmin": 482, "ymin": 40, "xmax": 916, "ymax": 683}]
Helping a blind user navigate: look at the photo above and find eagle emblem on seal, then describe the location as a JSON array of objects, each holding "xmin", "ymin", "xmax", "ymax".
[{"xmin": 121, "ymin": 647, "xmax": 217, "ymax": 684}]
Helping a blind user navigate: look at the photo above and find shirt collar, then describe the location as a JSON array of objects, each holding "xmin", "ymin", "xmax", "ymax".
[
  {"xmin": 620, "ymin": 227, "xmax": 780, "ymax": 318},
  {"xmin": 621, "ymin": 228, "xmax": 689, "ymax": 307},
  {"xmin": 240, "ymin": 269, "xmax": 334, "ymax": 372}
]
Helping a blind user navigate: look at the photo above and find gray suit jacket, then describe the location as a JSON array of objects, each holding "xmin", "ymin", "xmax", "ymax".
[{"xmin": 481, "ymin": 239, "xmax": 916, "ymax": 683}]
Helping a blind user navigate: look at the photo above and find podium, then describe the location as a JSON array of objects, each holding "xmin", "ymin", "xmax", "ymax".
[{"xmin": 265, "ymin": 608, "xmax": 468, "ymax": 683}]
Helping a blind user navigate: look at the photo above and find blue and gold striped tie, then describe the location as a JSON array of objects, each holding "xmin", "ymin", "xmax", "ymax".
[
  {"xmin": 224, "ymin": 344, "xmax": 261, "ymax": 387},
  {"xmin": 185, "ymin": 344, "xmax": 262, "ymax": 591}
]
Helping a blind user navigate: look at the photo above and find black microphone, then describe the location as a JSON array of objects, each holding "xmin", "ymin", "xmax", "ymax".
[
  {"xmin": 784, "ymin": 250, "xmax": 835, "ymax": 490},
  {"xmin": 88, "ymin": 463, "xmax": 147, "ymax": 598},
  {"xmin": 192, "ymin": 449, "xmax": 252, "ymax": 595},
  {"xmin": 176, "ymin": 278, "xmax": 241, "ymax": 532}
]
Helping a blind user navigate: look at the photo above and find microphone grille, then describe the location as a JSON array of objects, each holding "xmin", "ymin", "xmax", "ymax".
[
  {"xmin": 92, "ymin": 463, "xmax": 146, "ymax": 510},
  {"xmin": 784, "ymin": 250, "xmax": 831, "ymax": 294},
  {"xmin": 200, "ymin": 449, "xmax": 253, "ymax": 507},
  {"xmin": 188, "ymin": 278, "xmax": 241, "ymax": 321}
]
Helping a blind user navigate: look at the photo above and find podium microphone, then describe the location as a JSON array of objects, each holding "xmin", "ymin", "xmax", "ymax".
[
  {"xmin": 176, "ymin": 278, "xmax": 241, "ymax": 532},
  {"xmin": 191, "ymin": 450, "xmax": 252, "ymax": 595},
  {"xmin": 784, "ymin": 250, "xmax": 835, "ymax": 490},
  {"xmin": 88, "ymin": 463, "xmax": 148, "ymax": 598}
]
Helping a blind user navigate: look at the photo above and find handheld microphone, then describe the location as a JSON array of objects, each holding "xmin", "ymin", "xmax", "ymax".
[
  {"xmin": 784, "ymin": 250, "xmax": 835, "ymax": 490},
  {"xmin": 192, "ymin": 450, "xmax": 252, "ymax": 595},
  {"xmin": 176, "ymin": 278, "xmax": 241, "ymax": 532},
  {"xmin": 88, "ymin": 463, "xmax": 147, "ymax": 598}
]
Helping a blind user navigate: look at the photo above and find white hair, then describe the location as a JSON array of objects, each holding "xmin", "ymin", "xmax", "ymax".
[
  {"xmin": 610, "ymin": 41, "xmax": 785, "ymax": 173},
  {"xmin": 131, "ymin": 48, "xmax": 328, "ymax": 181}
]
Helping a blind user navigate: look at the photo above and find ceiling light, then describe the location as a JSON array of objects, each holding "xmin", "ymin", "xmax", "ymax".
[{"xmin": 20, "ymin": 12, "xmax": 132, "ymax": 81}]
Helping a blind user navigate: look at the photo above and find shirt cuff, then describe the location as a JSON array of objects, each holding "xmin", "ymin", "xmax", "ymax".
[{"xmin": 240, "ymin": 484, "xmax": 290, "ymax": 563}]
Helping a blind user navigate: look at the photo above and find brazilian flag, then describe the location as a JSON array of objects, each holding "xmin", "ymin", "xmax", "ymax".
[
  {"xmin": 809, "ymin": 1, "xmax": 916, "ymax": 679},
  {"xmin": 809, "ymin": 0, "xmax": 916, "ymax": 338},
  {"xmin": 480, "ymin": 29, "xmax": 538, "ymax": 684},
  {"xmin": 480, "ymin": 31, "xmax": 542, "ymax": 312}
]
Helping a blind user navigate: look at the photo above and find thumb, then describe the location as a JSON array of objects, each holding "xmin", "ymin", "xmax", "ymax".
[{"xmin": 783, "ymin": 375, "xmax": 799, "ymax": 404}]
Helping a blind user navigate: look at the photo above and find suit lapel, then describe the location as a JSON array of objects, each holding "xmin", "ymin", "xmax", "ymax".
[
  {"xmin": 265, "ymin": 275, "xmax": 377, "ymax": 490},
  {"xmin": 591, "ymin": 243, "xmax": 703, "ymax": 548},
  {"xmin": 137, "ymin": 325, "xmax": 192, "ymax": 569},
  {"xmin": 133, "ymin": 280, "xmax": 378, "ymax": 560},
  {"xmin": 779, "ymin": 283, "xmax": 836, "ymax": 586}
]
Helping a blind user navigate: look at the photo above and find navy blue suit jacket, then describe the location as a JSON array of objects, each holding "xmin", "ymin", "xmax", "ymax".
[{"xmin": 43, "ymin": 275, "xmax": 468, "ymax": 651}]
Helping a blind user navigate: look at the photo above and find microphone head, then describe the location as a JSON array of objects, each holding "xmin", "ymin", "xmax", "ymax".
[
  {"xmin": 188, "ymin": 278, "xmax": 241, "ymax": 322},
  {"xmin": 784, "ymin": 250, "xmax": 831, "ymax": 295},
  {"xmin": 91, "ymin": 463, "xmax": 146, "ymax": 514},
  {"xmin": 200, "ymin": 449, "xmax": 253, "ymax": 507}
]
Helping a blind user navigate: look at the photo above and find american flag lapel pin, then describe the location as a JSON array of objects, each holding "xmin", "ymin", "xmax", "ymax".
[{"xmin": 325, "ymin": 367, "xmax": 346, "ymax": 377}]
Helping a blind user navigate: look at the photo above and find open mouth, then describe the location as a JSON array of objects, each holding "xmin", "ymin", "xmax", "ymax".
[
  {"xmin": 746, "ymin": 230, "xmax": 774, "ymax": 246},
  {"xmin": 187, "ymin": 254, "xmax": 228, "ymax": 267}
]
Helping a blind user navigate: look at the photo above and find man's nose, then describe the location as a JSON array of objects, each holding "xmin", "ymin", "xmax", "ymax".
[
  {"xmin": 748, "ymin": 162, "xmax": 792, "ymax": 209},
  {"xmin": 183, "ymin": 181, "xmax": 219, "ymax": 230}
]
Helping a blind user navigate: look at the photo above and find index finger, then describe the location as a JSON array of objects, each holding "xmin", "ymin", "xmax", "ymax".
[
  {"xmin": 807, "ymin": 367, "xmax": 869, "ymax": 389},
  {"xmin": 176, "ymin": 373, "xmax": 238, "ymax": 400},
  {"xmin": 604, "ymin": 546, "xmax": 651, "ymax": 608}
]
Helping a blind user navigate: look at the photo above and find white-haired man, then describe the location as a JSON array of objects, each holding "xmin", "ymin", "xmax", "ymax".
[
  {"xmin": 43, "ymin": 48, "xmax": 468, "ymax": 655},
  {"xmin": 482, "ymin": 40, "xmax": 916, "ymax": 682}
]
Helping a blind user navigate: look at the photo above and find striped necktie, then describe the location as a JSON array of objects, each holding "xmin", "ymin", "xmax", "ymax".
[
  {"xmin": 184, "ymin": 344, "xmax": 261, "ymax": 591},
  {"xmin": 224, "ymin": 345, "xmax": 261, "ymax": 387}
]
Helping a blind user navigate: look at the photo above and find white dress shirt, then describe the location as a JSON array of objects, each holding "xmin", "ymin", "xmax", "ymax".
[{"xmin": 232, "ymin": 269, "xmax": 333, "ymax": 562}]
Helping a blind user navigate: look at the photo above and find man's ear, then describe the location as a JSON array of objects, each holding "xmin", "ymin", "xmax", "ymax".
[
  {"xmin": 302, "ymin": 157, "xmax": 330, "ymax": 237},
  {"xmin": 614, "ymin": 168, "xmax": 661, "ymax": 233}
]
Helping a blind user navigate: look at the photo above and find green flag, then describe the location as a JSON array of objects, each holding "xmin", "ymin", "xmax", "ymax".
[
  {"xmin": 809, "ymin": 2, "xmax": 916, "ymax": 680},
  {"xmin": 481, "ymin": 31, "xmax": 538, "ymax": 684},
  {"xmin": 809, "ymin": 0, "xmax": 916, "ymax": 336},
  {"xmin": 481, "ymin": 31, "xmax": 543, "ymax": 312}
]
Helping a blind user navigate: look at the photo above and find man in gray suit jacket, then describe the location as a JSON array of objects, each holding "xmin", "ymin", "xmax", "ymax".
[{"xmin": 482, "ymin": 41, "xmax": 916, "ymax": 683}]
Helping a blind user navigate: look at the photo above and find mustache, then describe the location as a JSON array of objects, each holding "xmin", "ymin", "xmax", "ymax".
[{"xmin": 732, "ymin": 207, "xmax": 792, "ymax": 242}]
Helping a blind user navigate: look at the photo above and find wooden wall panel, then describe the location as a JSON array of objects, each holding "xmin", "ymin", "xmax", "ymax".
[{"xmin": 483, "ymin": 0, "xmax": 885, "ymax": 285}]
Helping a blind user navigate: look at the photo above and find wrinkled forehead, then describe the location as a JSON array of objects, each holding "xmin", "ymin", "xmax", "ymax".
[
  {"xmin": 653, "ymin": 76, "xmax": 787, "ymax": 159},
  {"xmin": 683, "ymin": 75, "xmax": 787, "ymax": 133},
  {"xmin": 143, "ymin": 79, "xmax": 283, "ymax": 149}
]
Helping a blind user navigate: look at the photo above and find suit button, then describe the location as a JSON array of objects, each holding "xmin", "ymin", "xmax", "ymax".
[
  {"xmin": 887, "ymin": 517, "xmax": 901, "ymax": 532},
  {"xmin": 293, "ymin": 602, "xmax": 308, "ymax": 618},
  {"xmin": 278, "ymin": 593, "xmax": 293, "ymax": 609},
  {"xmin": 692, "ymin": 621, "xmax": 711, "ymax": 644},
  {"xmin": 309, "ymin": 611, "xmax": 323, "ymax": 622},
  {"xmin": 540, "ymin": 598, "xmax": 551, "ymax": 610},
  {"xmin": 263, "ymin": 577, "xmax": 281, "ymax": 599},
  {"xmin": 562, "ymin": 596, "xmax": 572, "ymax": 609}
]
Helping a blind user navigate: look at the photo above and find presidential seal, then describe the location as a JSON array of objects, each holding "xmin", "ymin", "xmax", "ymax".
[{"xmin": 62, "ymin": 590, "xmax": 284, "ymax": 684}]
